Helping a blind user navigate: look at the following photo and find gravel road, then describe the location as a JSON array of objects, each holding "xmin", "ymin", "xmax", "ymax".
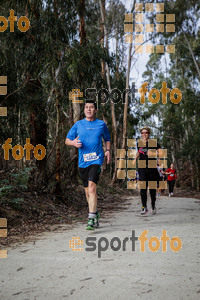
[{"xmin": 0, "ymin": 195, "xmax": 200, "ymax": 300}]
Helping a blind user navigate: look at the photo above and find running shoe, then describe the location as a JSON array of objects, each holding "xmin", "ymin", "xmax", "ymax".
[
  {"xmin": 171, "ymin": 193, "xmax": 173, "ymax": 196},
  {"xmin": 140, "ymin": 207, "xmax": 148, "ymax": 215},
  {"xmin": 86, "ymin": 218, "xmax": 95, "ymax": 230},
  {"xmin": 94, "ymin": 211, "xmax": 100, "ymax": 228},
  {"xmin": 150, "ymin": 207, "xmax": 157, "ymax": 215},
  {"xmin": 169, "ymin": 193, "xmax": 171, "ymax": 197}
]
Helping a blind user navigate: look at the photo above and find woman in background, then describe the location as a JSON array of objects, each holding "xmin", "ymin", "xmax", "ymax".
[
  {"xmin": 166, "ymin": 163, "xmax": 177, "ymax": 197},
  {"xmin": 134, "ymin": 126, "xmax": 161, "ymax": 215}
]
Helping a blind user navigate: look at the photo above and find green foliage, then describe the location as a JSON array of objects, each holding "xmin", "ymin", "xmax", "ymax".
[
  {"xmin": 10, "ymin": 167, "xmax": 33, "ymax": 186},
  {"xmin": 139, "ymin": 0, "xmax": 200, "ymax": 188},
  {"xmin": 0, "ymin": 167, "xmax": 34, "ymax": 201},
  {"xmin": 8, "ymin": 198, "xmax": 24, "ymax": 210},
  {"xmin": 1, "ymin": 0, "xmax": 198, "ymax": 193},
  {"xmin": 0, "ymin": 186, "xmax": 14, "ymax": 197}
]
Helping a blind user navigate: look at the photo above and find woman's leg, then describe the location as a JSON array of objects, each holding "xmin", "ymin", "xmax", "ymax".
[
  {"xmin": 171, "ymin": 180, "xmax": 175, "ymax": 193},
  {"xmin": 140, "ymin": 189, "xmax": 147, "ymax": 207},
  {"xmin": 168, "ymin": 181, "xmax": 172, "ymax": 193},
  {"xmin": 148, "ymin": 168, "xmax": 158, "ymax": 209},
  {"xmin": 150, "ymin": 189, "xmax": 156, "ymax": 209},
  {"xmin": 138, "ymin": 168, "xmax": 148, "ymax": 208}
]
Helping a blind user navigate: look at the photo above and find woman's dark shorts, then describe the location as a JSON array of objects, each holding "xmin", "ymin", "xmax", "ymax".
[
  {"xmin": 79, "ymin": 164, "xmax": 101, "ymax": 187},
  {"xmin": 138, "ymin": 168, "xmax": 160, "ymax": 184}
]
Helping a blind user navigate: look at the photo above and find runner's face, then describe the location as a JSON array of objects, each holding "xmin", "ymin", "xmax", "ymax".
[
  {"xmin": 84, "ymin": 103, "xmax": 97, "ymax": 119},
  {"xmin": 171, "ymin": 164, "xmax": 174, "ymax": 169},
  {"xmin": 141, "ymin": 131, "xmax": 149, "ymax": 140}
]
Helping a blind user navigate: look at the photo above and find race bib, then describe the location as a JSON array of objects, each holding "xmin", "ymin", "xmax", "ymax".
[
  {"xmin": 170, "ymin": 174, "xmax": 174, "ymax": 177},
  {"xmin": 83, "ymin": 152, "xmax": 99, "ymax": 162}
]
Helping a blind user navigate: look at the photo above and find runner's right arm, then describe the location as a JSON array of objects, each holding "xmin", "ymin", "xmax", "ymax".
[
  {"xmin": 65, "ymin": 137, "xmax": 82, "ymax": 148},
  {"xmin": 65, "ymin": 122, "xmax": 82, "ymax": 148},
  {"xmin": 132, "ymin": 151, "xmax": 139, "ymax": 168},
  {"xmin": 165, "ymin": 168, "xmax": 171, "ymax": 175},
  {"xmin": 134, "ymin": 151, "xmax": 140, "ymax": 160}
]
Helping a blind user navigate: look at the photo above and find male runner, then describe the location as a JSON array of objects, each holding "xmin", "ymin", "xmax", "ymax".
[{"xmin": 65, "ymin": 100, "xmax": 111, "ymax": 230}]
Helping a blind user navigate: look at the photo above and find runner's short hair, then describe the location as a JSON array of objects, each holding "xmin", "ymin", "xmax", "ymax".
[
  {"xmin": 85, "ymin": 100, "xmax": 97, "ymax": 110},
  {"xmin": 140, "ymin": 126, "xmax": 151, "ymax": 134}
]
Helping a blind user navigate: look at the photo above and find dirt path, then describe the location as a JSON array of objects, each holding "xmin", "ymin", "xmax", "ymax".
[{"xmin": 1, "ymin": 195, "xmax": 200, "ymax": 299}]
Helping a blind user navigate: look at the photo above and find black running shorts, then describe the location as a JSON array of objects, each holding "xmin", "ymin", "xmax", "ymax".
[
  {"xmin": 138, "ymin": 167, "xmax": 160, "ymax": 182},
  {"xmin": 79, "ymin": 164, "xmax": 101, "ymax": 187}
]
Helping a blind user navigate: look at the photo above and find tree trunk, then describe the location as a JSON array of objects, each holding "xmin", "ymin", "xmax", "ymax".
[
  {"xmin": 195, "ymin": 160, "xmax": 200, "ymax": 192},
  {"xmin": 70, "ymin": 0, "xmax": 87, "ymax": 181},
  {"xmin": 122, "ymin": 0, "xmax": 135, "ymax": 149},
  {"xmin": 122, "ymin": 42, "xmax": 132, "ymax": 149},
  {"xmin": 116, "ymin": 28, "xmax": 119, "ymax": 81},
  {"xmin": 99, "ymin": 0, "xmax": 117, "ymax": 185},
  {"xmin": 100, "ymin": 0, "xmax": 107, "ymax": 134},
  {"xmin": 18, "ymin": 107, "xmax": 23, "ymax": 170},
  {"xmin": 100, "ymin": 0, "xmax": 106, "ymax": 81},
  {"xmin": 174, "ymin": 139, "xmax": 180, "ymax": 187},
  {"xmin": 189, "ymin": 156, "xmax": 195, "ymax": 189},
  {"xmin": 79, "ymin": 0, "xmax": 86, "ymax": 45},
  {"xmin": 55, "ymin": 88, "xmax": 61, "ymax": 197},
  {"xmin": 72, "ymin": 102, "xmax": 81, "ymax": 124},
  {"xmin": 28, "ymin": 80, "xmax": 47, "ymax": 185},
  {"xmin": 183, "ymin": 32, "xmax": 200, "ymax": 81}
]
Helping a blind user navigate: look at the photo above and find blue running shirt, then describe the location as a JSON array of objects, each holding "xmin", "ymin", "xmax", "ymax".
[{"xmin": 66, "ymin": 118, "xmax": 111, "ymax": 168}]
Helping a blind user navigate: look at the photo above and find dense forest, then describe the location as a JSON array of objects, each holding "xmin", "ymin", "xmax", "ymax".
[{"xmin": 0, "ymin": 0, "xmax": 200, "ymax": 220}]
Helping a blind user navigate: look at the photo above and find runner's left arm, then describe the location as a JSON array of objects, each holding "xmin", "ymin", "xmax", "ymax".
[
  {"xmin": 156, "ymin": 144, "xmax": 163, "ymax": 165},
  {"xmin": 105, "ymin": 141, "xmax": 111, "ymax": 164},
  {"xmin": 105, "ymin": 141, "xmax": 110, "ymax": 151}
]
